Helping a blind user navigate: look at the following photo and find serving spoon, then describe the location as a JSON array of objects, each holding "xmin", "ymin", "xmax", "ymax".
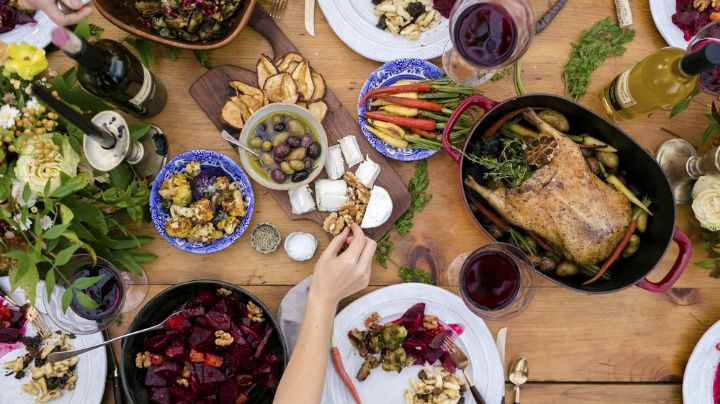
[
  {"xmin": 509, "ymin": 357, "xmax": 529, "ymax": 403},
  {"xmin": 46, "ymin": 310, "xmax": 189, "ymax": 363},
  {"xmin": 220, "ymin": 130, "xmax": 261, "ymax": 159}
]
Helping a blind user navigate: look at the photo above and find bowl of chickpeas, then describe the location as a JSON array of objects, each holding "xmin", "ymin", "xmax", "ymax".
[{"xmin": 238, "ymin": 104, "xmax": 328, "ymax": 191}]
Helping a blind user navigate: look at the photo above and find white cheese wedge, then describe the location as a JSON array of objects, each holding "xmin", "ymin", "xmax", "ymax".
[
  {"xmin": 361, "ymin": 186, "xmax": 393, "ymax": 229},
  {"xmin": 315, "ymin": 179, "xmax": 349, "ymax": 212},
  {"xmin": 288, "ymin": 185, "xmax": 316, "ymax": 215},
  {"xmin": 324, "ymin": 145, "xmax": 345, "ymax": 180},
  {"xmin": 355, "ymin": 155, "xmax": 381, "ymax": 189},
  {"xmin": 339, "ymin": 135, "xmax": 364, "ymax": 167}
]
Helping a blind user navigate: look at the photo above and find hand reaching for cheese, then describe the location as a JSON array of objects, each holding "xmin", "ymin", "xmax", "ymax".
[
  {"xmin": 310, "ymin": 222, "xmax": 376, "ymax": 306},
  {"xmin": 19, "ymin": 0, "xmax": 91, "ymax": 26}
]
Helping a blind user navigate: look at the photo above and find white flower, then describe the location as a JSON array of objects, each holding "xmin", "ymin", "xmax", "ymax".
[
  {"xmin": 693, "ymin": 188, "xmax": 720, "ymax": 231},
  {"xmin": 25, "ymin": 97, "xmax": 40, "ymax": 113},
  {"xmin": 12, "ymin": 214, "xmax": 31, "ymax": 231},
  {"xmin": 24, "ymin": 85, "xmax": 31, "ymax": 95},
  {"xmin": 14, "ymin": 134, "xmax": 80, "ymax": 194},
  {"xmin": 10, "ymin": 179, "xmax": 36, "ymax": 207},
  {"xmin": 39, "ymin": 215, "xmax": 52, "ymax": 230},
  {"xmin": 10, "ymin": 79, "xmax": 20, "ymax": 90},
  {"xmin": 0, "ymin": 104, "xmax": 19, "ymax": 129},
  {"xmin": 693, "ymin": 175, "xmax": 720, "ymax": 199},
  {"xmin": 2, "ymin": 93, "xmax": 16, "ymax": 105}
]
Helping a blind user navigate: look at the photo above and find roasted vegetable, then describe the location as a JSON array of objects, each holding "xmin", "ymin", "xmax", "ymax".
[
  {"xmin": 263, "ymin": 73, "xmax": 299, "ymax": 104},
  {"xmin": 622, "ymin": 234, "xmax": 640, "ymax": 258},
  {"xmin": 555, "ymin": 261, "xmax": 579, "ymax": 277},
  {"xmin": 538, "ymin": 109, "xmax": 569, "ymax": 132},
  {"xmin": 596, "ymin": 151, "xmax": 619, "ymax": 170}
]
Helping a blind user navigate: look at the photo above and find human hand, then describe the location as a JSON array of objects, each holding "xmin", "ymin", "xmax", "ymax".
[
  {"xmin": 309, "ymin": 222, "xmax": 376, "ymax": 307},
  {"xmin": 19, "ymin": 0, "xmax": 92, "ymax": 27}
]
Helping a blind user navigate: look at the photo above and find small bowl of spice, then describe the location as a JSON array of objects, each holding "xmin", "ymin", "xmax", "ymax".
[
  {"xmin": 250, "ymin": 222, "xmax": 281, "ymax": 254},
  {"xmin": 284, "ymin": 232, "xmax": 317, "ymax": 261}
]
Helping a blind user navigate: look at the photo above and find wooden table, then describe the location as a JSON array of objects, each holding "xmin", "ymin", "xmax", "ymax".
[{"xmin": 45, "ymin": 1, "xmax": 713, "ymax": 402}]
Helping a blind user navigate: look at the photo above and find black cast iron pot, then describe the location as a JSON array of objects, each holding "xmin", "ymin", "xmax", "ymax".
[
  {"xmin": 441, "ymin": 94, "xmax": 691, "ymax": 294},
  {"xmin": 120, "ymin": 280, "xmax": 287, "ymax": 403}
]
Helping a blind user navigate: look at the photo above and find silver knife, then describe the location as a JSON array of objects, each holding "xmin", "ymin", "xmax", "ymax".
[
  {"xmin": 495, "ymin": 327, "xmax": 507, "ymax": 402},
  {"xmin": 305, "ymin": 0, "xmax": 315, "ymax": 36}
]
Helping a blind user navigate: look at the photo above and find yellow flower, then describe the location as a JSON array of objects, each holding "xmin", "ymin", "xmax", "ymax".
[
  {"xmin": 3, "ymin": 43, "xmax": 48, "ymax": 81},
  {"xmin": 0, "ymin": 41, "xmax": 7, "ymax": 65}
]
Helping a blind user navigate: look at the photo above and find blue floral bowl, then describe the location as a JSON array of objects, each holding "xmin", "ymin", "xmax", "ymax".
[
  {"xmin": 357, "ymin": 58, "xmax": 444, "ymax": 161},
  {"xmin": 149, "ymin": 150, "xmax": 254, "ymax": 254}
]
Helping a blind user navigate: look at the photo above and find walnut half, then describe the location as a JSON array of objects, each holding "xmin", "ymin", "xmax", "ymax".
[{"xmin": 214, "ymin": 330, "xmax": 234, "ymax": 346}]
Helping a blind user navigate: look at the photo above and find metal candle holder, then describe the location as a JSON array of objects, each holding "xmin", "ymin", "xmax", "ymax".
[{"xmin": 656, "ymin": 138, "xmax": 720, "ymax": 204}]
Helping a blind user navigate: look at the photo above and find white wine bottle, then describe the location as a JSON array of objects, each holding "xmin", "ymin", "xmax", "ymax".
[{"xmin": 599, "ymin": 43, "xmax": 720, "ymax": 121}]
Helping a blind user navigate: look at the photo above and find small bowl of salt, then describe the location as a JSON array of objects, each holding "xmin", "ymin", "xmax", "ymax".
[{"xmin": 284, "ymin": 232, "xmax": 318, "ymax": 262}]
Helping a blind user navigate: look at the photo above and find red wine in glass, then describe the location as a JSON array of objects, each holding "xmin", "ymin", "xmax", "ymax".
[
  {"xmin": 692, "ymin": 38, "xmax": 720, "ymax": 95},
  {"xmin": 460, "ymin": 251, "xmax": 520, "ymax": 310},
  {"xmin": 69, "ymin": 264, "xmax": 124, "ymax": 321},
  {"xmin": 454, "ymin": 3, "xmax": 518, "ymax": 67}
]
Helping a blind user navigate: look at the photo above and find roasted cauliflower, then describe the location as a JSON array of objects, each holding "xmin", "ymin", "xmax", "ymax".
[
  {"xmin": 187, "ymin": 223, "xmax": 223, "ymax": 243},
  {"xmin": 159, "ymin": 173, "xmax": 192, "ymax": 207},
  {"xmin": 217, "ymin": 216, "xmax": 239, "ymax": 235},
  {"xmin": 165, "ymin": 216, "xmax": 193, "ymax": 238}
]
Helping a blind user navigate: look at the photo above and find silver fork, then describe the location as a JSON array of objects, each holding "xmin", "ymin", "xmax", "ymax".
[
  {"xmin": 270, "ymin": 0, "xmax": 288, "ymax": 20},
  {"xmin": 0, "ymin": 286, "xmax": 52, "ymax": 339},
  {"xmin": 443, "ymin": 337, "xmax": 487, "ymax": 404}
]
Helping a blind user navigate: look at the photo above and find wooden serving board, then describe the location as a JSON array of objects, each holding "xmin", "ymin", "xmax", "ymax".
[{"xmin": 189, "ymin": 6, "xmax": 411, "ymax": 240}]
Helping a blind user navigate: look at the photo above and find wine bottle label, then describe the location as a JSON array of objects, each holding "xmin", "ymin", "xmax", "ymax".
[
  {"xmin": 607, "ymin": 69, "xmax": 636, "ymax": 111},
  {"xmin": 129, "ymin": 65, "xmax": 154, "ymax": 107}
]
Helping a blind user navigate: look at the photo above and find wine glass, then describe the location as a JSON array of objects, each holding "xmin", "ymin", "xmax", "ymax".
[
  {"xmin": 688, "ymin": 20, "xmax": 720, "ymax": 95},
  {"xmin": 446, "ymin": 243, "xmax": 535, "ymax": 321},
  {"xmin": 42, "ymin": 254, "xmax": 148, "ymax": 335},
  {"xmin": 442, "ymin": 0, "xmax": 534, "ymax": 87}
]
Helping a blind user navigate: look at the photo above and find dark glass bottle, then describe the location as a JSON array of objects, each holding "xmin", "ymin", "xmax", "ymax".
[{"xmin": 58, "ymin": 32, "xmax": 167, "ymax": 118}]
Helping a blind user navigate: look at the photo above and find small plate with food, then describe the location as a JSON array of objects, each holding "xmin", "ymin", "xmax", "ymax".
[
  {"xmin": 683, "ymin": 318, "xmax": 720, "ymax": 403},
  {"xmin": 0, "ymin": 0, "xmax": 91, "ymax": 48},
  {"xmin": 649, "ymin": 0, "xmax": 708, "ymax": 48},
  {"xmin": 317, "ymin": 0, "xmax": 449, "ymax": 62},
  {"xmin": 0, "ymin": 277, "xmax": 106, "ymax": 404},
  {"xmin": 321, "ymin": 283, "xmax": 504, "ymax": 404},
  {"xmin": 149, "ymin": 150, "xmax": 254, "ymax": 254}
]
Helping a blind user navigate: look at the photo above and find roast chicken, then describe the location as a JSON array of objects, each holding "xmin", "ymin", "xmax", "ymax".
[{"xmin": 465, "ymin": 109, "xmax": 632, "ymax": 265}]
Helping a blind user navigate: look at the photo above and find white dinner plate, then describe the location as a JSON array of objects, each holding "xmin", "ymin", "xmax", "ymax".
[
  {"xmin": 316, "ymin": 0, "xmax": 449, "ymax": 62},
  {"xmin": 649, "ymin": 0, "xmax": 691, "ymax": 49},
  {"xmin": 321, "ymin": 283, "xmax": 504, "ymax": 404},
  {"xmin": 0, "ymin": 277, "xmax": 106, "ymax": 404},
  {"xmin": 684, "ymin": 319, "xmax": 720, "ymax": 403}
]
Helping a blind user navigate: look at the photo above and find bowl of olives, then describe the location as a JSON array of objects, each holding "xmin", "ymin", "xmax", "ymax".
[{"xmin": 238, "ymin": 104, "xmax": 328, "ymax": 191}]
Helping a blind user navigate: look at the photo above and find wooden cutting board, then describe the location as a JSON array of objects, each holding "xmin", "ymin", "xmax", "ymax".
[{"xmin": 189, "ymin": 6, "xmax": 411, "ymax": 240}]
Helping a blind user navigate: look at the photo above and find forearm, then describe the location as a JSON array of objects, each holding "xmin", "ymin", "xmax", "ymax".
[{"xmin": 273, "ymin": 291, "xmax": 337, "ymax": 404}]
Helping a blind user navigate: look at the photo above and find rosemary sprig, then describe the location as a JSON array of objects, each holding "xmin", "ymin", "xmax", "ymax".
[
  {"xmin": 459, "ymin": 134, "xmax": 532, "ymax": 189},
  {"xmin": 562, "ymin": 17, "xmax": 635, "ymax": 101}
]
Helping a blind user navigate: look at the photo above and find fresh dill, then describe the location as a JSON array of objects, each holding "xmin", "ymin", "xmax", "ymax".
[
  {"xmin": 562, "ymin": 17, "xmax": 635, "ymax": 101},
  {"xmin": 398, "ymin": 266, "xmax": 435, "ymax": 285}
]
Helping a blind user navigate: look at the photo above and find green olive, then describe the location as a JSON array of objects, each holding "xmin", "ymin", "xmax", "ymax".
[
  {"xmin": 287, "ymin": 147, "xmax": 306, "ymax": 161},
  {"xmin": 538, "ymin": 110, "xmax": 570, "ymax": 132},
  {"xmin": 596, "ymin": 151, "xmax": 619, "ymax": 171},
  {"xmin": 261, "ymin": 140, "xmax": 273, "ymax": 152},
  {"xmin": 289, "ymin": 160, "xmax": 305, "ymax": 172},
  {"xmin": 555, "ymin": 261, "xmax": 579, "ymax": 277},
  {"xmin": 622, "ymin": 234, "xmax": 641, "ymax": 258},
  {"xmin": 272, "ymin": 132, "xmax": 289, "ymax": 147},
  {"xmin": 280, "ymin": 161, "xmax": 294, "ymax": 175},
  {"xmin": 249, "ymin": 137, "xmax": 262, "ymax": 149},
  {"xmin": 260, "ymin": 153, "xmax": 275, "ymax": 167},
  {"xmin": 287, "ymin": 119, "xmax": 305, "ymax": 137},
  {"xmin": 271, "ymin": 114, "xmax": 283, "ymax": 125}
]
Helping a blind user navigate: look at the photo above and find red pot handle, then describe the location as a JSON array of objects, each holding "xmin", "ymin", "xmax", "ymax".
[
  {"xmin": 441, "ymin": 95, "xmax": 499, "ymax": 165},
  {"xmin": 635, "ymin": 227, "xmax": 692, "ymax": 293}
]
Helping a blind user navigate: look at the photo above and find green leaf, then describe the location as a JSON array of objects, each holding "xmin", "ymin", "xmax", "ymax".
[
  {"xmin": 108, "ymin": 164, "xmax": 133, "ymax": 189},
  {"xmin": 54, "ymin": 244, "xmax": 81, "ymax": 267},
  {"xmin": 22, "ymin": 182, "xmax": 31, "ymax": 205},
  {"xmin": 194, "ymin": 51, "xmax": 211, "ymax": 69},
  {"xmin": 49, "ymin": 172, "xmax": 89, "ymax": 198},
  {"xmin": 72, "ymin": 275, "xmax": 103, "ymax": 290},
  {"xmin": 0, "ymin": 174, "xmax": 12, "ymax": 201},
  {"xmin": 62, "ymin": 230, "xmax": 96, "ymax": 262},
  {"xmin": 61, "ymin": 288, "xmax": 73, "ymax": 312},
  {"xmin": 63, "ymin": 200, "xmax": 107, "ymax": 235},
  {"xmin": 110, "ymin": 250, "xmax": 144, "ymax": 275},
  {"xmin": 129, "ymin": 123, "xmax": 152, "ymax": 141},
  {"xmin": 43, "ymin": 223, "xmax": 70, "ymax": 240},
  {"xmin": 127, "ymin": 250, "xmax": 157, "ymax": 263},
  {"xmin": 73, "ymin": 18, "xmax": 91, "ymax": 40},
  {"xmin": 3, "ymin": 250, "xmax": 28, "ymax": 261},
  {"xmin": 11, "ymin": 257, "xmax": 38, "ymax": 306},
  {"xmin": 110, "ymin": 235, "xmax": 153, "ymax": 249},
  {"xmin": 59, "ymin": 204, "xmax": 74, "ymax": 224},
  {"xmin": 44, "ymin": 268, "xmax": 56, "ymax": 298},
  {"xmin": 702, "ymin": 125, "xmax": 719, "ymax": 143},
  {"xmin": 696, "ymin": 259, "xmax": 718, "ymax": 270},
  {"xmin": 124, "ymin": 37, "xmax": 154, "ymax": 66},
  {"xmin": 73, "ymin": 291, "xmax": 100, "ymax": 309},
  {"xmin": 33, "ymin": 214, "xmax": 42, "ymax": 236},
  {"xmin": 670, "ymin": 98, "xmax": 690, "ymax": 119},
  {"xmin": 166, "ymin": 46, "xmax": 179, "ymax": 61}
]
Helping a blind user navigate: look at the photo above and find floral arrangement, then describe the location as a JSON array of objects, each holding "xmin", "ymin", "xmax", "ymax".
[
  {"xmin": 0, "ymin": 39, "xmax": 156, "ymax": 308},
  {"xmin": 692, "ymin": 175, "xmax": 720, "ymax": 277}
]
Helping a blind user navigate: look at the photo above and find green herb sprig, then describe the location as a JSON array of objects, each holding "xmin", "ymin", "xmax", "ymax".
[
  {"xmin": 562, "ymin": 17, "xmax": 635, "ymax": 101},
  {"xmin": 459, "ymin": 133, "xmax": 532, "ymax": 189}
]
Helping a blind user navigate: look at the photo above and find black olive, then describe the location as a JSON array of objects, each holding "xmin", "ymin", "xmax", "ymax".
[
  {"xmin": 273, "ymin": 123, "xmax": 286, "ymax": 132},
  {"xmin": 259, "ymin": 123, "xmax": 267, "ymax": 132},
  {"xmin": 287, "ymin": 136, "xmax": 302, "ymax": 148},
  {"xmin": 291, "ymin": 171, "xmax": 309, "ymax": 183},
  {"xmin": 273, "ymin": 144, "xmax": 291, "ymax": 158},
  {"xmin": 271, "ymin": 169, "xmax": 286, "ymax": 183},
  {"xmin": 307, "ymin": 141, "xmax": 321, "ymax": 159},
  {"xmin": 304, "ymin": 158, "xmax": 314, "ymax": 171}
]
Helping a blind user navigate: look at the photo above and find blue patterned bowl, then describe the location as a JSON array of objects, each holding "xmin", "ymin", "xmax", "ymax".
[
  {"xmin": 357, "ymin": 58, "xmax": 444, "ymax": 161},
  {"xmin": 149, "ymin": 150, "xmax": 254, "ymax": 254}
]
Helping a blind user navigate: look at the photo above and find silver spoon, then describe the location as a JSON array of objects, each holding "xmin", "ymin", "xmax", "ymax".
[
  {"xmin": 221, "ymin": 130, "xmax": 261, "ymax": 159},
  {"xmin": 509, "ymin": 356, "xmax": 528, "ymax": 404},
  {"xmin": 46, "ymin": 310, "xmax": 190, "ymax": 363}
]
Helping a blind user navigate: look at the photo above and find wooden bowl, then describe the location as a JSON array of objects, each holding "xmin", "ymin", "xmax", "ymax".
[{"xmin": 94, "ymin": 0, "xmax": 257, "ymax": 51}]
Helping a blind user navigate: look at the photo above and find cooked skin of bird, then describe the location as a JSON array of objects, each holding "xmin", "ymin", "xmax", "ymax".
[{"xmin": 464, "ymin": 109, "xmax": 632, "ymax": 265}]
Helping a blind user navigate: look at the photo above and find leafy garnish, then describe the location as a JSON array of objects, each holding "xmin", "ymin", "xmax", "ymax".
[
  {"xmin": 398, "ymin": 266, "xmax": 435, "ymax": 285},
  {"xmin": 562, "ymin": 18, "xmax": 635, "ymax": 100},
  {"xmin": 460, "ymin": 134, "xmax": 532, "ymax": 189},
  {"xmin": 491, "ymin": 67, "xmax": 513, "ymax": 82}
]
